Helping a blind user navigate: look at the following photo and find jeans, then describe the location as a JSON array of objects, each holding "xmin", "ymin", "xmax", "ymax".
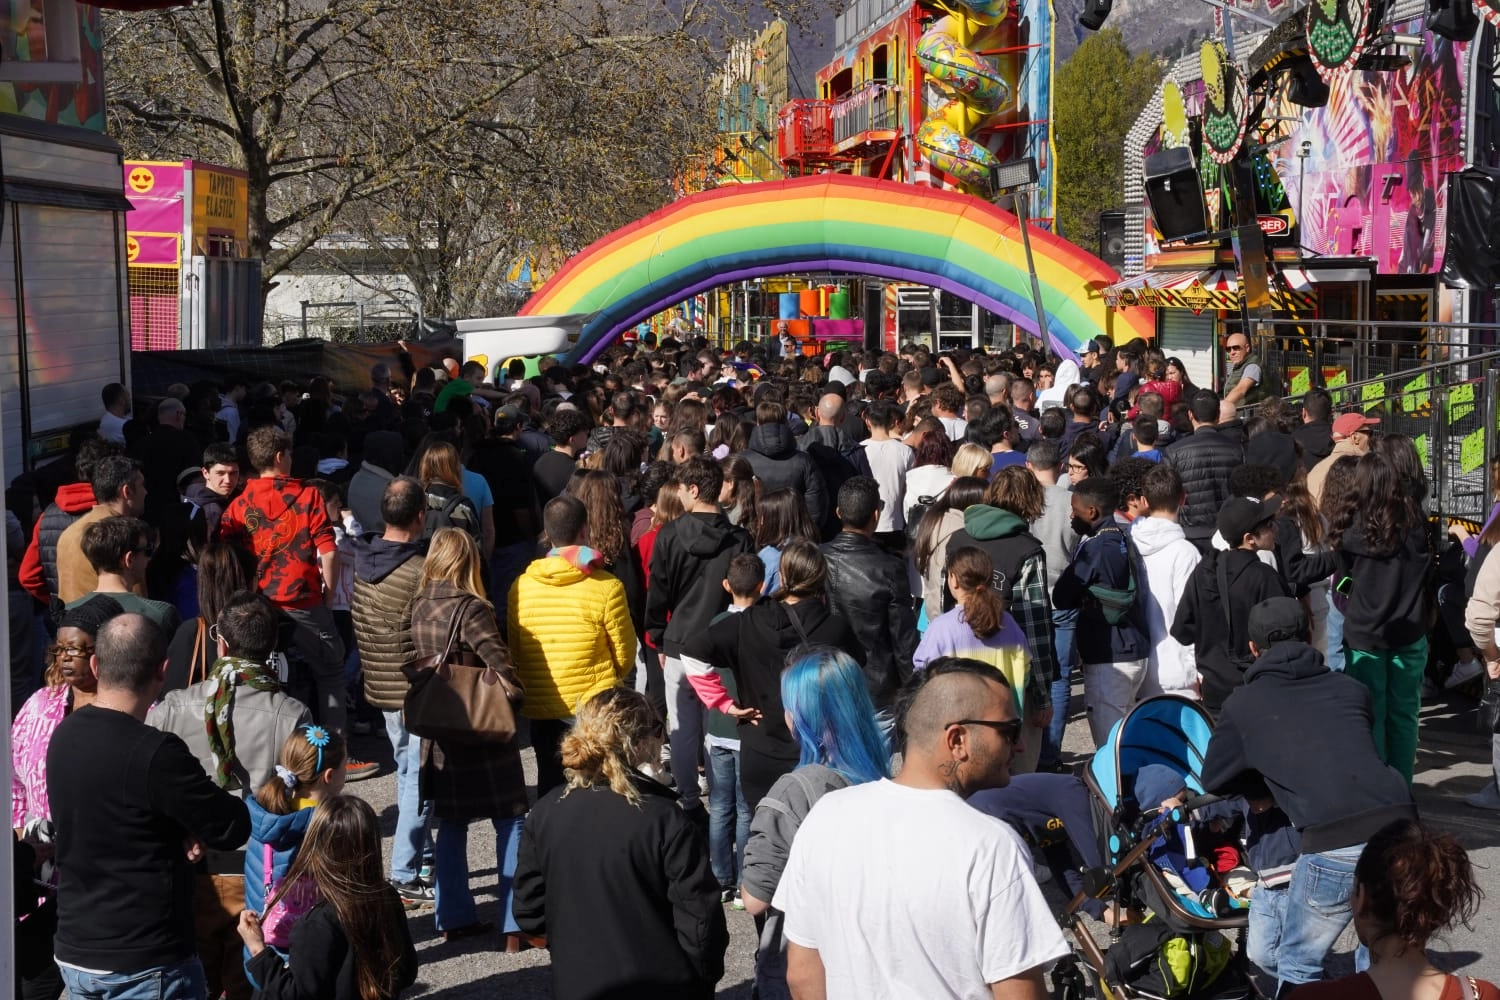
[
  {"xmin": 1041, "ymin": 607, "xmax": 1078, "ymax": 766},
  {"xmin": 1325, "ymin": 590, "xmax": 1346, "ymax": 673},
  {"xmin": 59, "ymin": 957, "xmax": 208, "ymax": 1000},
  {"xmin": 663, "ymin": 655, "xmax": 705, "ymax": 809},
  {"xmin": 1247, "ymin": 883, "xmax": 1289, "ymax": 978},
  {"xmin": 283, "ymin": 604, "xmax": 347, "ymax": 733},
  {"xmin": 1345, "ymin": 637, "xmax": 1428, "ymax": 784},
  {"xmin": 432, "ymin": 814, "xmax": 524, "ymax": 934},
  {"xmin": 1276, "ymin": 845, "xmax": 1368, "ymax": 993},
  {"xmin": 706, "ymin": 744, "xmax": 750, "ymax": 888},
  {"xmin": 382, "ymin": 710, "xmax": 433, "ymax": 883},
  {"xmin": 1082, "ymin": 658, "xmax": 1148, "ymax": 747}
]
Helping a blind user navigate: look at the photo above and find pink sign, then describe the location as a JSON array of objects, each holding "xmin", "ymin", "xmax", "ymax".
[
  {"xmin": 124, "ymin": 161, "xmax": 186, "ymax": 236},
  {"xmin": 126, "ymin": 233, "xmax": 181, "ymax": 268}
]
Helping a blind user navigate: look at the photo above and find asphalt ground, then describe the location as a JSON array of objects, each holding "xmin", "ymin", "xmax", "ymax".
[{"xmin": 345, "ymin": 685, "xmax": 1500, "ymax": 999}]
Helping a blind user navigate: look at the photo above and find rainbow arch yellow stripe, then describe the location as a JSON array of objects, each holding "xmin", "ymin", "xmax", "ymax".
[{"xmin": 522, "ymin": 174, "xmax": 1151, "ymax": 362}]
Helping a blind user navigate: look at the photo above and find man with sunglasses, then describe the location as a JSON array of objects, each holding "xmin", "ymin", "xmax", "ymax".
[
  {"xmin": 65, "ymin": 515, "xmax": 180, "ymax": 636},
  {"xmin": 777, "ymin": 658, "xmax": 1068, "ymax": 1000},
  {"xmin": 1221, "ymin": 333, "xmax": 1263, "ymax": 407}
]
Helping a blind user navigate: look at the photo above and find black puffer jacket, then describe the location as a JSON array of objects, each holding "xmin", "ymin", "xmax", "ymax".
[
  {"xmin": 1163, "ymin": 427, "xmax": 1243, "ymax": 542},
  {"xmin": 821, "ymin": 531, "xmax": 917, "ymax": 707},
  {"xmin": 743, "ymin": 422, "xmax": 828, "ymax": 528}
]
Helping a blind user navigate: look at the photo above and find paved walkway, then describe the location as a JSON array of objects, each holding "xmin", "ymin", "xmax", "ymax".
[{"xmin": 347, "ymin": 686, "xmax": 1498, "ymax": 998}]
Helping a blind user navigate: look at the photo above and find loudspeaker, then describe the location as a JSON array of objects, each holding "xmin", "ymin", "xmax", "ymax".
[
  {"xmin": 1143, "ymin": 147, "xmax": 1209, "ymax": 243},
  {"xmin": 1441, "ymin": 167, "xmax": 1500, "ymax": 288},
  {"xmin": 1429, "ymin": 0, "xmax": 1479, "ymax": 41},
  {"xmin": 1079, "ymin": 0, "xmax": 1113, "ymax": 30},
  {"xmin": 1285, "ymin": 53, "xmax": 1330, "ymax": 108},
  {"xmin": 1099, "ymin": 210, "xmax": 1127, "ymax": 272}
]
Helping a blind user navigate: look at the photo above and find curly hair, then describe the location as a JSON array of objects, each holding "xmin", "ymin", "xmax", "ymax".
[
  {"xmin": 561, "ymin": 688, "xmax": 663, "ymax": 806},
  {"xmin": 1354, "ymin": 818, "xmax": 1482, "ymax": 952},
  {"xmin": 569, "ymin": 470, "xmax": 627, "ymax": 565}
]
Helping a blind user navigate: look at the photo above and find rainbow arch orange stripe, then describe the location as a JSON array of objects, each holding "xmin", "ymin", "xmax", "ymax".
[{"xmin": 522, "ymin": 174, "xmax": 1152, "ymax": 362}]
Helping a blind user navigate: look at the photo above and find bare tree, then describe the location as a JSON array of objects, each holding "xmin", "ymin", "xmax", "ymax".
[{"xmin": 105, "ymin": 0, "xmax": 761, "ymax": 310}]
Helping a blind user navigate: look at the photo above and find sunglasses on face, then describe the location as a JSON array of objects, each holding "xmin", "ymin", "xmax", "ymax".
[{"xmin": 948, "ymin": 718, "xmax": 1024, "ymax": 742}]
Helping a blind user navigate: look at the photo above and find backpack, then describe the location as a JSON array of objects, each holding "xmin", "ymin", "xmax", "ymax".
[
  {"xmin": 1103, "ymin": 916, "xmax": 1237, "ymax": 998},
  {"xmin": 1087, "ymin": 526, "xmax": 1139, "ymax": 626},
  {"xmin": 422, "ymin": 483, "xmax": 481, "ymax": 543},
  {"xmin": 261, "ymin": 841, "xmax": 320, "ymax": 948}
]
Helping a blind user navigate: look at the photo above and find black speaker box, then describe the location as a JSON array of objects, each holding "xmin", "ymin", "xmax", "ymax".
[
  {"xmin": 1430, "ymin": 0, "xmax": 1479, "ymax": 41},
  {"xmin": 1144, "ymin": 147, "xmax": 1210, "ymax": 243},
  {"xmin": 1099, "ymin": 210, "xmax": 1127, "ymax": 272}
]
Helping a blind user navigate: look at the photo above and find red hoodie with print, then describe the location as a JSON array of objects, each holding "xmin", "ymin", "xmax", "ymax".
[{"xmin": 218, "ymin": 476, "xmax": 335, "ymax": 610}]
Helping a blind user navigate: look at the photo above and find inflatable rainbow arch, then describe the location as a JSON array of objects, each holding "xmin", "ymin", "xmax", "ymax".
[{"xmin": 521, "ymin": 174, "xmax": 1152, "ymax": 363}]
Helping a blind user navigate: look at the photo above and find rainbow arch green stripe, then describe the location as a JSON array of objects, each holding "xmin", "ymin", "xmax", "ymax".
[{"xmin": 522, "ymin": 174, "xmax": 1151, "ymax": 362}]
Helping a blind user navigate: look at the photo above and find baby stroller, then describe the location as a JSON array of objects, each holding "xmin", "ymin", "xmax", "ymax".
[{"xmin": 1050, "ymin": 696, "xmax": 1255, "ymax": 1000}]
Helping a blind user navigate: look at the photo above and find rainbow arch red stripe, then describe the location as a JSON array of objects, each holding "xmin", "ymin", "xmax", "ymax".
[{"xmin": 522, "ymin": 175, "xmax": 1151, "ymax": 362}]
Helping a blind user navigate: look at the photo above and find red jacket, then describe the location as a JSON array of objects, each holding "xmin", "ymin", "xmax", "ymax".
[
  {"xmin": 218, "ymin": 476, "xmax": 335, "ymax": 610},
  {"xmin": 19, "ymin": 483, "xmax": 95, "ymax": 603}
]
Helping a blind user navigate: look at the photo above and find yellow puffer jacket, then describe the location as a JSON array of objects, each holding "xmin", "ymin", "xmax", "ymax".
[{"xmin": 507, "ymin": 554, "xmax": 637, "ymax": 720}]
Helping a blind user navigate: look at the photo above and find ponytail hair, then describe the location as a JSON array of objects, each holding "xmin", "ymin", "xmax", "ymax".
[
  {"xmin": 255, "ymin": 724, "xmax": 347, "ymax": 815},
  {"xmin": 560, "ymin": 687, "xmax": 662, "ymax": 807},
  {"xmin": 946, "ymin": 546, "xmax": 1005, "ymax": 639},
  {"xmin": 1354, "ymin": 818, "xmax": 1482, "ymax": 952}
]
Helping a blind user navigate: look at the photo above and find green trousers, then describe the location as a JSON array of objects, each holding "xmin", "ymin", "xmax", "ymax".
[{"xmin": 1345, "ymin": 637, "xmax": 1428, "ymax": 784}]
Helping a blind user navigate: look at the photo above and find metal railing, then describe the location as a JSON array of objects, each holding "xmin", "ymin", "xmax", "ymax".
[
  {"xmin": 831, "ymin": 80, "xmax": 901, "ymax": 147},
  {"xmin": 1237, "ymin": 318, "xmax": 1500, "ymax": 520}
]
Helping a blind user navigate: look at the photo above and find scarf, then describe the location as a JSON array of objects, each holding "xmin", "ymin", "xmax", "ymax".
[
  {"xmin": 549, "ymin": 545, "xmax": 604, "ymax": 572},
  {"xmin": 204, "ymin": 656, "xmax": 281, "ymax": 788}
]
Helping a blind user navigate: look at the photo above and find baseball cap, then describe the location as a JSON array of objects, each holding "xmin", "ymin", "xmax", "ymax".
[
  {"xmin": 1216, "ymin": 496, "xmax": 1282, "ymax": 545},
  {"xmin": 493, "ymin": 404, "xmax": 521, "ymax": 433},
  {"xmin": 1332, "ymin": 412, "xmax": 1379, "ymax": 438},
  {"xmin": 1248, "ymin": 596, "xmax": 1309, "ymax": 648},
  {"xmin": 1082, "ymin": 337, "xmax": 1110, "ymax": 356}
]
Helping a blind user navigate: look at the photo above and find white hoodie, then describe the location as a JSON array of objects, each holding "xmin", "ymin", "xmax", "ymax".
[
  {"xmin": 1037, "ymin": 359, "xmax": 1081, "ymax": 410},
  {"xmin": 1131, "ymin": 514, "xmax": 1202, "ymax": 698}
]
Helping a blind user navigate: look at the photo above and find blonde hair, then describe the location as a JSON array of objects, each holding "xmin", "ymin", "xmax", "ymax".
[
  {"xmin": 651, "ymin": 479, "xmax": 685, "ymax": 530},
  {"xmin": 256, "ymin": 724, "xmax": 348, "ymax": 815},
  {"xmin": 419, "ymin": 528, "xmax": 489, "ymax": 605},
  {"xmin": 560, "ymin": 688, "xmax": 662, "ymax": 806},
  {"xmin": 952, "ymin": 443, "xmax": 994, "ymax": 480}
]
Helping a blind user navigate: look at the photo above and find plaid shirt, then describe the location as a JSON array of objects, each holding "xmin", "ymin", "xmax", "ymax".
[{"xmin": 1011, "ymin": 550, "xmax": 1058, "ymax": 710}]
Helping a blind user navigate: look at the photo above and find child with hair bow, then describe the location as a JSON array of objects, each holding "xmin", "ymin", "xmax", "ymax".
[{"xmin": 242, "ymin": 724, "xmax": 348, "ymax": 972}]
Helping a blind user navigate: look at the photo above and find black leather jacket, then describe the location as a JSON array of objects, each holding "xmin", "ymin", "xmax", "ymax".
[{"xmin": 820, "ymin": 531, "xmax": 917, "ymax": 707}]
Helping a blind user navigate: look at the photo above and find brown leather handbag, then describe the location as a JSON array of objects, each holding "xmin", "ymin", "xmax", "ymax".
[{"xmin": 401, "ymin": 597, "xmax": 521, "ymax": 744}]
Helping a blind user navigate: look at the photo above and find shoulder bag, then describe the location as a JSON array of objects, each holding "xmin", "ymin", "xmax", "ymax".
[
  {"xmin": 402, "ymin": 597, "xmax": 521, "ymax": 744},
  {"xmin": 188, "ymin": 618, "xmax": 209, "ymax": 686}
]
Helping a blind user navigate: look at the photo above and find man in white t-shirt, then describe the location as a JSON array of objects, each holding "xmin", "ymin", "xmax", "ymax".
[
  {"xmin": 858, "ymin": 399, "xmax": 914, "ymax": 535},
  {"xmin": 98, "ymin": 382, "xmax": 132, "ymax": 446},
  {"xmin": 775, "ymin": 658, "xmax": 1069, "ymax": 1000}
]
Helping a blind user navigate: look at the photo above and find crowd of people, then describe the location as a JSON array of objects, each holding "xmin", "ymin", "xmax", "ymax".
[{"xmin": 3, "ymin": 333, "xmax": 1497, "ymax": 1000}]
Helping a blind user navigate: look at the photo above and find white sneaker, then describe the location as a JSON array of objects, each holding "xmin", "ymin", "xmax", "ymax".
[
  {"xmin": 1446, "ymin": 659, "xmax": 1485, "ymax": 689},
  {"xmin": 1465, "ymin": 782, "xmax": 1500, "ymax": 811}
]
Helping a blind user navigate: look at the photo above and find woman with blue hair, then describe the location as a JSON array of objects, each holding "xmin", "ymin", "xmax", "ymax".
[{"xmin": 739, "ymin": 646, "xmax": 891, "ymax": 1000}]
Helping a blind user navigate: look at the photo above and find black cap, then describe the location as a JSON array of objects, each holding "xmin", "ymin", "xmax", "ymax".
[
  {"xmin": 1216, "ymin": 496, "xmax": 1281, "ymax": 545},
  {"xmin": 1248, "ymin": 596, "xmax": 1309, "ymax": 648}
]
